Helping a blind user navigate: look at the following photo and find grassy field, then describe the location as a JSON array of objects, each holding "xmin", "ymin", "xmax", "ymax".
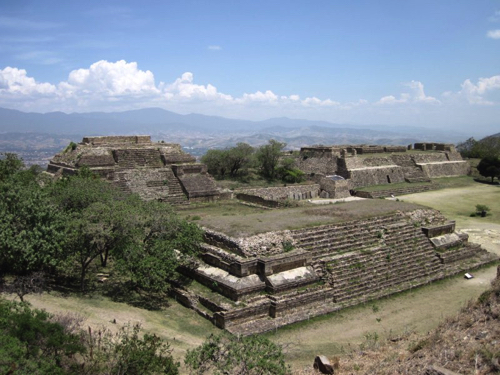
[
  {"xmin": 176, "ymin": 199, "xmax": 422, "ymax": 237},
  {"xmin": 399, "ymin": 182, "xmax": 500, "ymax": 226}
]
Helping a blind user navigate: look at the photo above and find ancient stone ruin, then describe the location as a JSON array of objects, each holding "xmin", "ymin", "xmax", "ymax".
[
  {"xmin": 235, "ymin": 142, "xmax": 470, "ymax": 206},
  {"xmin": 294, "ymin": 143, "xmax": 469, "ymax": 189},
  {"xmin": 46, "ymin": 135, "xmax": 220, "ymax": 204},
  {"xmin": 175, "ymin": 208, "xmax": 497, "ymax": 335}
]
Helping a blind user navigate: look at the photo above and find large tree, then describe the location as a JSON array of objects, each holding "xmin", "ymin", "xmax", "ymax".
[
  {"xmin": 477, "ymin": 156, "xmax": 500, "ymax": 183},
  {"xmin": 226, "ymin": 142, "xmax": 254, "ymax": 177},
  {"xmin": 256, "ymin": 139, "xmax": 286, "ymax": 180},
  {"xmin": 0, "ymin": 157, "xmax": 67, "ymax": 274},
  {"xmin": 116, "ymin": 199, "xmax": 202, "ymax": 295}
]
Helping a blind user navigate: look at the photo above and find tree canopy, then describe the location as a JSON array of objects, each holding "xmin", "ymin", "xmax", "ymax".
[{"xmin": 477, "ymin": 156, "xmax": 500, "ymax": 183}]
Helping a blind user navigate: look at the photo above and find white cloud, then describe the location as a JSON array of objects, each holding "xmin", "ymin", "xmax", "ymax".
[
  {"xmin": 63, "ymin": 60, "xmax": 159, "ymax": 96},
  {"xmin": 163, "ymin": 72, "xmax": 232, "ymax": 101},
  {"xmin": 0, "ymin": 67, "xmax": 56, "ymax": 95},
  {"xmin": 487, "ymin": 30, "xmax": 500, "ymax": 39},
  {"xmin": 208, "ymin": 45, "xmax": 221, "ymax": 51},
  {"xmin": 1, "ymin": 59, "xmax": 499, "ymax": 131},
  {"xmin": 458, "ymin": 75, "xmax": 500, "ymax": 105},
  {"xmin": 236, "ymin": 90, "xmax": 278, "ymax": 104},
  {"xmin": 377, "ymin": 81, "xmax": 439, "ymax": 105}
]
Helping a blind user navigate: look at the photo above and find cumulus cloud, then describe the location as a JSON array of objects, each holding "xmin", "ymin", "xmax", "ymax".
[
  {"xmin": 163, "ymin": 72, "xmax": 232, "ymax": 101},
  {"xmin": 458, "ymin": 75, "xmax": 500, "ymax": 105},
  {"xmin": 62, "ymin": 60, "xmax": 159, "ymax": 96},
  {"xmin": 2, "ymin": 59, "xmax": 498, "ymax": 128},
  {"xmin": 208, "ymin": 45, "xmax": 221, "ymax": 50},
  {"xmin": 487, "ymin": 30, "xmax": 500, "ymax": 39},
  {"xmin": 0, "ymin": 67, "xmax": 56, "ymax": 95},
  {"xmin": 377, "ymin": 81, "xmax": 439, "ymax": 105}
]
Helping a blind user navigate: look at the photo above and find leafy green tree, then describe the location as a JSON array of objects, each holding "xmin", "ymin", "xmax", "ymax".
[
  {"xmin": 0, "ymin": 152, "xmax": 24, "ymax": 181},
  {"xmin": 201, "ymin": 149, "xmax": 229, "ymax": 178},
  {"xmin": 226, "ymin": 143, "xmax": 254, "ymax": 177},
  {"xmin": 457, "ymin": 135, "xmax": 500, "ymax": 158},
  {"xmin": 48, "ymin": 167, "xmax": 120, "ymax": 213},
  {"xmin": 185, "ymin": 334, "xmax": 289, "ymax": 375},
  {"xmin": 0, "ymin": 164, "xmax": 67, "ymax": 274},
  {"xmin": 81, "ymin": 324, "xmax": 179, "ymax": 375},
  {"xmin": 116, "ymin": 200, "xmax": 202, "ymax": 295},
  {"xmin": 256, "ymin": 140, "xmax": 286, "ymax": 180},
  {"xmin": 277, "ymin": 157, "xmax": 305, "ymax": 183},
  {"xmin": 477, "ymin": 156, "xmax": 500, "ymax": 182}
]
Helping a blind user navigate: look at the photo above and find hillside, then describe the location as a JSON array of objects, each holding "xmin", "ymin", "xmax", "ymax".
[{"xmin": 299, "ymin": 268, "xmax": 500, "ymax": 374}]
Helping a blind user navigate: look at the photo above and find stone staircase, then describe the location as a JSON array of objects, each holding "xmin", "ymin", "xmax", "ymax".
[
  {"xmin": 325, "ymin": 223, "xmax": 443, "ymax": 303},
  {"xmin": 112, "ymin": 168, "xmax": 188, "ymax": 205},
  {"xmin": 163, "ymin": 168, "xmax": 189, "ymax": 205},
  {"xmin": 354, "ymin": 184, "xmax": 441, "ymax": 199},
  {"xmin": 291, "ymin": 215, "xmax": 401, "ymax": 261},
  {"xmin": 113, "ymin": 149, "xmax": 163, "ymax": 168}
]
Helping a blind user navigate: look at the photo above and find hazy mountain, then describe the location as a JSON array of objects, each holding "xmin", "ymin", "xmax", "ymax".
[{"xmin": 0, "ymin": 106, "xmax": 473, "ymax": 163}]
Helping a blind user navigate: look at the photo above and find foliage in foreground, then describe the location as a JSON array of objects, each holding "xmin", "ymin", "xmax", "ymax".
[
  {"xmin": 185, "ymin": 333, "xmax": 289, "ymax": 375},
  {"xmin": 0, "ymin": 299, "xmax": 179, "ymax": 375}
]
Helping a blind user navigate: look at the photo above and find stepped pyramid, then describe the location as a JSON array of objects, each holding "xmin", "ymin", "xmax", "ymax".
[{"xmin": 46, "ymin": 135, "xmax": 220, "ymax": 204}]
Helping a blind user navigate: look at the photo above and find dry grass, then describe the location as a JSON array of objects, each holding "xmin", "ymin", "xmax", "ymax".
[
  {"xmin": 267, "ymin": 264, "xmax": 498, "ymax": 371},
  {"xmin": 293, "ymin": 275, "xmax": 500, "ymax": 374},
  {"xmin": 177, "ymin": 199, "xmax": 422, "ymax": 237}
]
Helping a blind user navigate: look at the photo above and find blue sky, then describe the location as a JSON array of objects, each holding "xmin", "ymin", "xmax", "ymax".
[{"xmin": 0, "ymin": 0, "xmax": 499, "ymax": 135}]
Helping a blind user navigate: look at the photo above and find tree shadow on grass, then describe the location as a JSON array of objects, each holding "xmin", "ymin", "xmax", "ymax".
[
  {"xmin": 473, "ymin": 178, "xmax": 499, "ymax": 186},
  {"xmin": 101, "ymin": 280, "xmax": 170, "ymax": 311}
]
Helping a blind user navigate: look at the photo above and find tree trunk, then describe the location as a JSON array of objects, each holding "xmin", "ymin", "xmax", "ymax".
[
  {"xmin": 80, "ymin": 265, "xmax": 86, "ymax": 292},
  {"xmin": 100, "ymin": 249, "xmax": 109, "ymax": 267}
]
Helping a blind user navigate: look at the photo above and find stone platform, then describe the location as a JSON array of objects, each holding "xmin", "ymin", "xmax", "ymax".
[{"xmin": 178, "ymin": 208, "xmax": 498, "ymax": 335}]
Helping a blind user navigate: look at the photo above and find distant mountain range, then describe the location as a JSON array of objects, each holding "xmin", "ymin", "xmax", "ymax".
[{"xmin": 0, "ymin": 106, "xmax": 474, "ymax": 164}]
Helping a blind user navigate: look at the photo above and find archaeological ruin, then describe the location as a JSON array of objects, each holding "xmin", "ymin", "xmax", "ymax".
[
  {"xmin": 46, "ymin": 136, "xmax": 498, "ymax": 335},
  {"xmin": 46, "ymin": 135, "xmax": 220, "ymax": 204},
  {"xmin": 174, "ymin": 202, "xmax": 497, "ymax": 335}
]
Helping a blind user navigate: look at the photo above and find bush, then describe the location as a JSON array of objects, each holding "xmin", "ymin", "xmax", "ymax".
[{"xmin": 185, "ymin": 334, "xmax": 289, "ymax": 375}]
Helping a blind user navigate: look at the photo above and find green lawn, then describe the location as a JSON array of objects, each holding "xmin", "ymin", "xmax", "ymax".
[{"xmin": 400, "ymin": 182, "xmax": 500, "ymax": 226}]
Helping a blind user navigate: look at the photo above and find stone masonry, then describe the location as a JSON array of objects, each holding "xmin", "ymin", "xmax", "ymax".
[
  {"xmin": 46, "ymin": 135, "xmax": 220, "ymax": 204},
  {"xmin": 178, "ymin": 208, "xmax": 498, "ymax": 335}
]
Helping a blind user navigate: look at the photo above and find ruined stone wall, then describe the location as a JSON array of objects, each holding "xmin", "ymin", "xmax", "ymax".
[
  {"xmin": 412, "ymin": 153, "xmax": 449, "ymax": 163},
  {"xmin": 83, "ymin": 135, "xmax": 151, "ymax": 145},
  {"xmin": 347, "ymin": 167, "xmax": 405, "ymax": 188},
  {"xmin": 319, "ymin": 178, "xmax": 351, "ymax": 199},
  {"xmin": 237, "ymin": 185, "xmax": 320, "ymax": 202},
  {"xmin": 418, "ymin": 161, "xmax": 470, "ymax": 178}
]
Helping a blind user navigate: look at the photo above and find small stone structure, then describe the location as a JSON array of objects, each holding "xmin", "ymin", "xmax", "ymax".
[
  {"xmin": 46, "ymin": 136, "xmax": 220, "ymax": 204},
  {"xmin": 178, "ymin": 208, "xmax": 497, "ymax": 335}
]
